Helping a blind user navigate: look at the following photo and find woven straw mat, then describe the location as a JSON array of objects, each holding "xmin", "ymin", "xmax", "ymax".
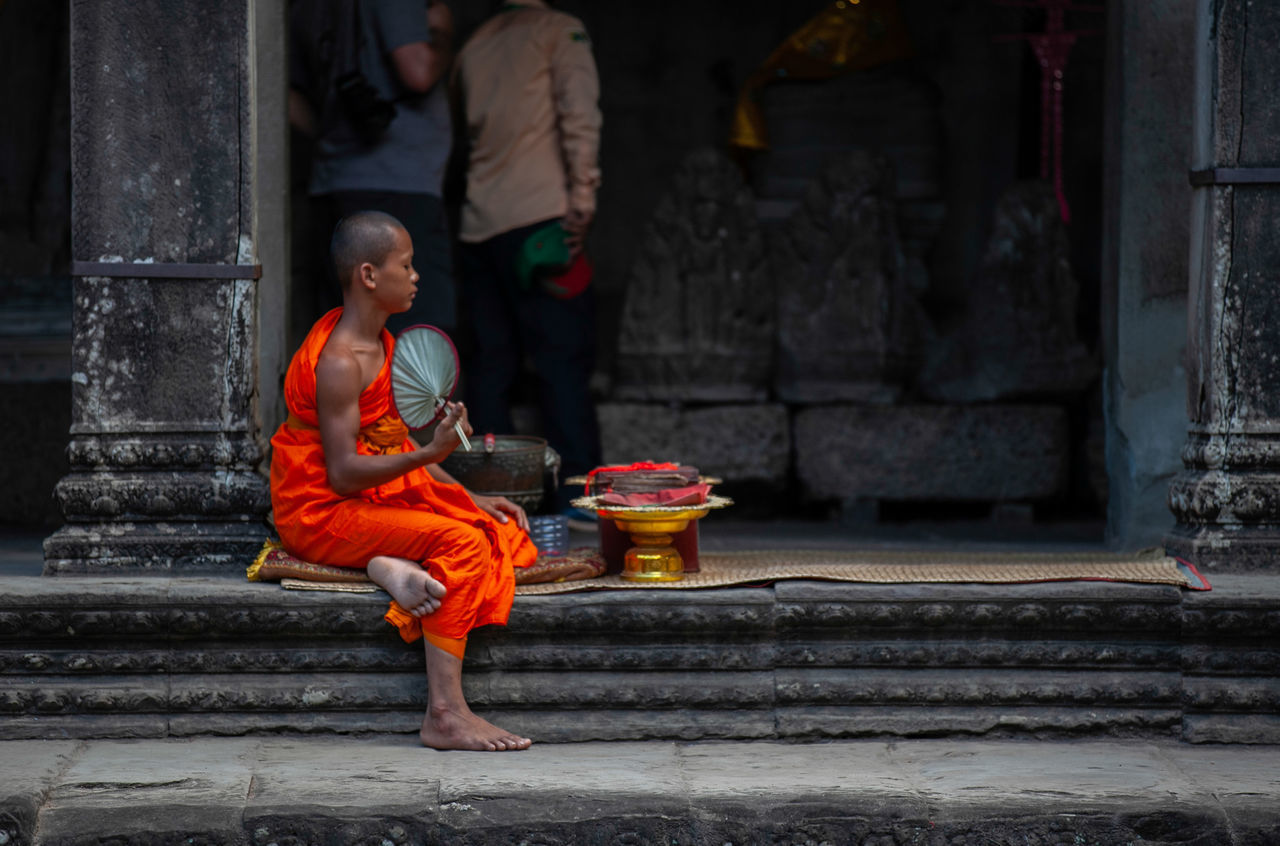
[
  {"xmin": 278, "ymin": 548, "xmax": 1204, "ymax": 594},
  {"xmin": 512, "ymin": 547, "xmax": 1205, "ymax": 595}
]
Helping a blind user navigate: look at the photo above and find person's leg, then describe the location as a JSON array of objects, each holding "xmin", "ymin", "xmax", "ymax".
[
  {"xmin": 366, "ymin": 555, "xmax": 446, "ymax": 617},
  {"xmin": 420, "ymin": 640, "xmax": 532, "ymax": 751},
  {"xmin": 293, "ymin": 500, "xmax": 531, "ymax": 750},
  {"xmin": 459, "ymin": 236, "xmax": 522, "ymax": 437},
  {"xmin": 307, "ymin": 501, "xmax": 507, "ymax": 629},
  {"xmin": 520, "ymin": 287, "xmax": 603, "ymax": 511}
]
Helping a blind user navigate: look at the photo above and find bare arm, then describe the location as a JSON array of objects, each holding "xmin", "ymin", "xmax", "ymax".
[
  {"xmin": 400, "ymin": 439, "xmax": 464, "ymax": 487},
  {"xmin": 288, "ymin": 88, "xmax": 318, "ymax": 137},
  {"xmin": 316, "ymin": 350, "xmax": 469, "ymax": 495},
  {"xmin": 424, "ymin": 456, "xmax": 530, "ymax": 531},
  {"xmin": 425, "ymin": 462, "xmax": 461, "ymax": 485},
  {"xmin": 388, "ymin": 2, "xmax": 454, "ymax": 95},
  {"xmin": 550, "ymin": 18, "xmax": 602, "ymax": 256}
]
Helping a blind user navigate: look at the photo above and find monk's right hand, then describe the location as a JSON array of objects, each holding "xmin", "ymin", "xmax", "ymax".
[{"xmin": 428, "ymin": 401, "xmax": 471, "ymax": 455}]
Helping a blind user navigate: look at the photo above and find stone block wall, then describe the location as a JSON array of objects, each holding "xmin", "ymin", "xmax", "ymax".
[
  {"xmin": 586, "ymin": 144, "xmax": 1092, "ymax": 518},
  {"xmin": 591, "ymin": 400, "xmax": 1074, "ymax": 517},
  {"xmin": 794, "ymin": 405, "xmax": 1068, "ymax": 503},
  {"xmin": 597, "ymin": 404, "xmax": 789, "ymax": 485}
]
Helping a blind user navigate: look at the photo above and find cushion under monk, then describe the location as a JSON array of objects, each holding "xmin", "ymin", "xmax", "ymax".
[
  {"xmin": 248, "ymin": 541, "xmax": 373, "ymax": 583},
  {"xmin": 247, "ymin": 540, "xmax": 604, "ymax": 586},
  {"xmin": 513, "ymin": 548, "xmax": 606, "ymax": 584}
]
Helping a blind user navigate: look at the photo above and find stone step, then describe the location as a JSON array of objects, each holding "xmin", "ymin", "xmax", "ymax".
[
  {"xmin": 1, "ymin": 573, "xmax": 1276, "ymax": 743},
  {"xmin": 3, "ymin": 737, "xmax": 1277, "ymax": 845}
]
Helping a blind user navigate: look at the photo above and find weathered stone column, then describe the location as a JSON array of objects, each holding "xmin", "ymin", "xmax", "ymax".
[
  {"xmin": 1166, "ymin": 0, "xmax": 1280, "ymax": 571},
  {"xmin": 1100, "ymin": 0, "xmax": 1194, "ymax": 550},
  {"xmin": 44, "ymin": 0, "xmax": 271, "ymax": 573}
]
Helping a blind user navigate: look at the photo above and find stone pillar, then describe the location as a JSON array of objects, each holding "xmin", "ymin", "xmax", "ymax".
[
  {"xmin": 44, "ymin": 0, "xmax": 272, "ymax": 574},
  {"xmin": 1100, "ymin": 0, "xmax": 1194, "ymax": 549},
  {"xmin": 1166, "ymin": 0, "xmax": 1280, "ymax": 570}
]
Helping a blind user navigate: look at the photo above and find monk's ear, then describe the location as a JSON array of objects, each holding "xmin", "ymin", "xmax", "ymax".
[{"xmin": 358, "ymin": 262, "xmax": 377, "ymax": 291}]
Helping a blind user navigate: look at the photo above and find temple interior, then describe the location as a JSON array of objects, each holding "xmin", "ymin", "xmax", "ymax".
[{"xmin": 1, "ymin": 0, "xmax": 1129, "ymax": 543}]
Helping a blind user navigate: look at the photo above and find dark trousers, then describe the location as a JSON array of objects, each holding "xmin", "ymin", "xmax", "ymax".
[
  {"xmin": 312, "ymin": 191, "xmax": 456, "ymax": 335},
  {"xmin": 459, "ymin": 220, "xmax": 602, "ymax": 510}
]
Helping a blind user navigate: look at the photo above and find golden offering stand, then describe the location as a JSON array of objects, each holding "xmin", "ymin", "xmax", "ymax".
[{"xmin": 572, "ymin": 494, "xmax": 733, "ymax": 582}]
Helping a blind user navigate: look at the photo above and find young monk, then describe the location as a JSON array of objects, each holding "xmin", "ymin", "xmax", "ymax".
[{"xmin": 270, "ymin": 210, "xmax": 537, "ymax": 751}]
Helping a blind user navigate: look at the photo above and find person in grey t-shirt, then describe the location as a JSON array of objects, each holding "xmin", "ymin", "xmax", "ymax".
[{"xmin": 290, "ymin": 0, "xmax": 456, "ymax": 335}]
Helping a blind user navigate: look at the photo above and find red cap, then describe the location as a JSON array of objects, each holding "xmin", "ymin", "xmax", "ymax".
[{"xmin": 543, "ymin": 252, "xmax": 593, "ymax": 300}]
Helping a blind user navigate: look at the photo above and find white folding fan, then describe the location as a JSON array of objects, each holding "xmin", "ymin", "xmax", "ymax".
[{"xmin": 391, "ymin": 325, "xmax": 471, "ymax": 451}]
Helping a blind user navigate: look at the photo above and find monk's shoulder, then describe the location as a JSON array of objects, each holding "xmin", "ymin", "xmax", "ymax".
[{"xmin": 315, "ymin": 337, "xmax": 365, "ymax": 397}]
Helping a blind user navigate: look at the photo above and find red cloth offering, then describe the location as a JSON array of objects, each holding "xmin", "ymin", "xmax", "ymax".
[
  {"xmin": 599, "ymin": 483, "xmax": 710, "ymax": 508},
  {"xmin": 588, "ymin": 461, "xmax": 710, "ymax": 574},
  {"xmin": 585, "ymin": 461, "xmax": 682, "ymax": 494}
]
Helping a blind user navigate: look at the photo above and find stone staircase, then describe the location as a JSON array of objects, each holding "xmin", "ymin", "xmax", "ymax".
[{"xmin": 2, "ymin": 570, "xmax": 1276, "ymax": 744}]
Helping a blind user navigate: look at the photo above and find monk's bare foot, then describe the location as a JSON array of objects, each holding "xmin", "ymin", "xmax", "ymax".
[
  {"xmin": 420, "ymin": 705, "xmax": 532, "ymax": 752},
  {"xmin": 367, "ymin": 556, "xmax": 446, "ymax": 617}
]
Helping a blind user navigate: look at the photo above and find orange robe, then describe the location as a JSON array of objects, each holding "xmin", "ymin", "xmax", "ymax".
[{"xmin": 270, "ymin": 308, "xmax": 537, "ymax": 644}]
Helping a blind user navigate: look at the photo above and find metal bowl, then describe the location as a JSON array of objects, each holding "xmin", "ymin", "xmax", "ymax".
[{"xmin": 441, "ymin": 435, "xmax": 548, "ymax": 510}]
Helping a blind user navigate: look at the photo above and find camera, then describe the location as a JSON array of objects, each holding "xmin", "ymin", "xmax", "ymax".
[{"xmin": 335, "ymin": 70, "xmax": 396, "ymax": 144}]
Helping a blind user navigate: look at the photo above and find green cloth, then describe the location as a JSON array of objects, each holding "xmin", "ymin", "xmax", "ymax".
[{"xmin": 514, "ymin": 221, "xmax": 571, "ymax": 290}]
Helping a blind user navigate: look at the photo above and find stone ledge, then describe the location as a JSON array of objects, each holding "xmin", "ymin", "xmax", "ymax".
[
  {"xmin": 775, "ymin": 668, "xmax": 1182, "ymax": 706},
  {"xmin": 1, "ymin": 638, "xmax": 1201, "ymax": 675},
  {"xmin": 774, "ymin": 705, "xmax": 1184, "ymax": 739},
  {"xmin": 0, "ymin": 574, "xmax": 1277, "ymax": 742},
  {"xmin": 14, "ymin": 668, "xmax": 1190, "ymax": 713},
  {"xmin": 3, "ymin": 738, "xmax": 1277, "ymax": 846}
]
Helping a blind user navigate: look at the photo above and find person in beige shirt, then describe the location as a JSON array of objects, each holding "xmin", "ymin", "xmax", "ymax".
[{"xmin": 453, "ymin": 0, "xmax": 603, "ymax": 527}]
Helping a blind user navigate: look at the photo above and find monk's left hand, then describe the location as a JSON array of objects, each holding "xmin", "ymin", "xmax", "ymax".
[{"xmin": 472, "ymin": 494, "xmax": 530, "ymax": 532}]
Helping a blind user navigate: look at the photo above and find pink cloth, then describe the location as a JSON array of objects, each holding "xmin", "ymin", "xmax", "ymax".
[{"xmin": 599, "ymin": 484, "xmax": 710, "ymax": 508}]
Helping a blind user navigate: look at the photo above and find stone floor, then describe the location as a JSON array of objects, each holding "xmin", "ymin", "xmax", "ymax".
[{"xmin": 3, "ymin": 736, "xmax": 1278, "ymax": 844}]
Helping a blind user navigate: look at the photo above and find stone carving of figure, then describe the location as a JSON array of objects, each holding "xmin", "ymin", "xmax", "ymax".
[
  {"xmin": 615, "ymin": 148, "xmax": 774, "ymax": 401},
  {"xmin": 920, "ymin": 180, "xmax": 1096, "ymax": 402},
  {"xmin": 773, "ymin": 150, "xmax": 923, "ymax": 403}
]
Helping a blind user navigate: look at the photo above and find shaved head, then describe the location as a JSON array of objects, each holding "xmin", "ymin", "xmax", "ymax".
[{"xmin": 331, "ymin": 210, "xmax": 406, "ymax": 288}]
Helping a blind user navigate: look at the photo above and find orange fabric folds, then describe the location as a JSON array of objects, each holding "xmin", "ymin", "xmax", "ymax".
[{"xmin": 270, "ymin": 308, "xmax": 538, "ymax": 642}]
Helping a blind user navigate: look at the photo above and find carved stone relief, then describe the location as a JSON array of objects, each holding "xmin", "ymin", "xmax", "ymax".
[
  {"xmin": 920, "ymin": 181, "xmax": 1096, "ymax": 402},
  {"xmin": 773, "ymin": 151, "xmax": 927, "ymax": 403},
  {"xmin": 615, "ymin": 148, "xmax": 775, "ymax": 401}
]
